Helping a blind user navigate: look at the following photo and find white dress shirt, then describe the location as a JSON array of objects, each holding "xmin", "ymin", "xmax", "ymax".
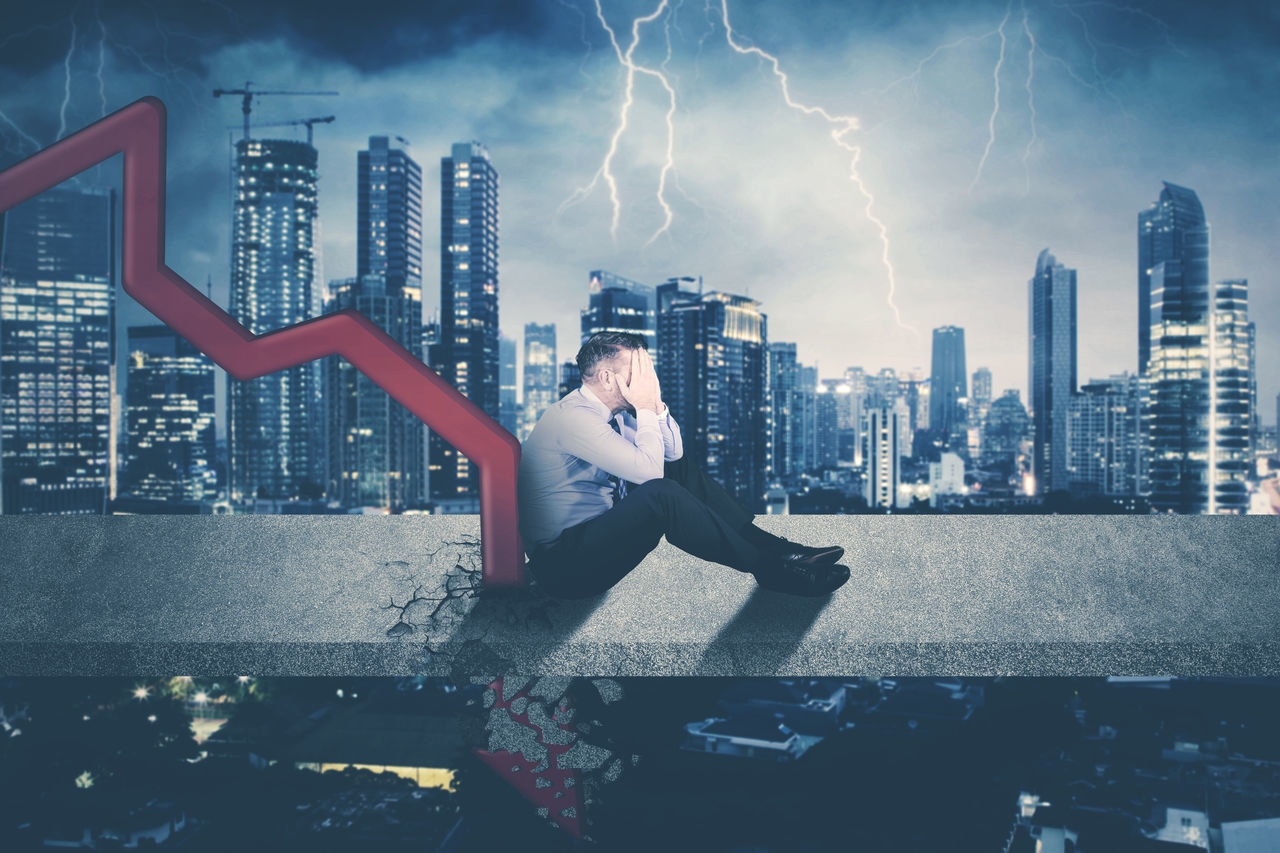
[{"xmin": 518, "ymin": 384, "xmax": 683, "ymax": 553}]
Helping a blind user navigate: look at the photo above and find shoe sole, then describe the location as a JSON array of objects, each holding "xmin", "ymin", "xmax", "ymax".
[{"xmin": 754, "ymin": 564, "xmax": 850, "ymax": 597}]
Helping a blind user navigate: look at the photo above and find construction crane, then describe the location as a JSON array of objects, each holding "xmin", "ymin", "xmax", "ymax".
[
  {"xmin": 227, "ymin": 116, "xmax": 336, "ymax": 145},
  {"xmin": 213, "ymin": 82, "xmax": 338, "ymax": 140}
]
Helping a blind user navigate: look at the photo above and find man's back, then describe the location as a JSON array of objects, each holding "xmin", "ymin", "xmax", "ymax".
[{"xmin": 517, "ymin": 388, "xmax": 618, "ymax": 554}]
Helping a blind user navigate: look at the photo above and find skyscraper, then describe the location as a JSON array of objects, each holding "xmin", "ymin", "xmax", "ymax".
[
  {"xmin": 864, "ymin": 406, "xmax": 903, "ymax": 510},
  {"xmin": 928, "ymin": 326, "xmax": 967, "ymax": 448},
  {"xmin": 1209, "ymin": 279, "xmax": 1252, "ymax": 513},
  {"xmin": 521, "ymin": 322, "xmax": 557, "ymax": 441},
  {"xmin": 768, "ymin": 343, "xmax": 800, "ymax": 482},
  {"xmin": 357, "ymin": 135, "xmax": 423, "ymax": 292},
  {"xmin": 429, "ymin": 141, "xmax": 500, "ymax": 503},
  {"xmin": 498, "ymin": 332, "xmax": 517, "ymax": 436},
  {"xmin": 797, "ymin": 364, "xmax": 818, "ymax": 476},
  {"xmin": 123, "ymin": 325, "xmax": 218, "ymax": 504},
  {"xmin": 0, "ymin": 186, "xmax": 115, "ymax": 514},
  {"xmin": 1028, "ymin": 248, "xmax": 1078, "ymax": 495},
  {"xmin": 1142, "ymin": 182, "xmax": 1211, "ymax": 513},
  {"xmin": 228, "ymin": 137, "xmax": 323, "ymax": 504},
  {"xmin": 582, "ymin": 270, "xmax": 655, "ymax": 349},
  {"xmin": 1139, "ymin": 182, "xmax": 1209, "ymax": 376},
  {"xmin": 981, "ymin": 390, "xmax": 1030, "ymax": 481},
  {"xmin": 815, "ymin": 381, "xmax": 841, "ymax": 470},
  {"xmin": 657, "ymin": 286, "xmax": 768, "ymax": 510},
  {"xmin": 322, "ymin": 274, "xmax": 424, "ymax": 511},
  {"xmin": 971, "ymin": 367, "xmax": 992, "ymax": 422},
  {"xmin": 1067, "ymin": 373, "xmax": 1144, "ymax": 498}
]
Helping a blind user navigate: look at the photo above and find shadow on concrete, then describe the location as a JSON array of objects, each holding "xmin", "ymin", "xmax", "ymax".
[{"xmin": 695, "ymin": 586, "xmax": 834, "ymax": 674}]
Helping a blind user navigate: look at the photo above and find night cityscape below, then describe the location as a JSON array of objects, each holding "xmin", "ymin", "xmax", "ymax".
[{"xmin": 3, "ymin": 676, "xmax": 1280, "ymax": 850}]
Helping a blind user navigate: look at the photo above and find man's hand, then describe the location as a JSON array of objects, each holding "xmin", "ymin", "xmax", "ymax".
[{"xmin": 617, "ymin": 349, "xmax": 661, "ymax": 414}]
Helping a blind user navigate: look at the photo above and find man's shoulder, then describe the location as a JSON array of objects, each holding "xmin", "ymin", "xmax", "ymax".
[{"xmin": 526, "ymin": 392, "xmax": 599, "ymax": 443}]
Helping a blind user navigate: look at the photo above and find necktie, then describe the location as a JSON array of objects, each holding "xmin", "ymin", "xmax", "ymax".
[{"xmin": 609, "ymin": 418, "xmax": 628, "ymax": 504}]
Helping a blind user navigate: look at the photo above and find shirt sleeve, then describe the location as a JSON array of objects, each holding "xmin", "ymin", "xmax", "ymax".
[
  {"xmin": 619, "ymin": 405, "xmax": 683, "ymax": 462},
  {"xmin": 556, "ymin": 407, "xmax": 666, "ymax": 484},
  {"xmin": 657, "ymin": 404, "xmax": 683, "ymax": 461}
]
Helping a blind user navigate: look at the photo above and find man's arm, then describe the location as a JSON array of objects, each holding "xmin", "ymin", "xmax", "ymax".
[
  {"xmin": 555, "ymin": 407, "xmax": 666, "ymax": 483},
  {"xmin": 619, "ymin": 405, "xmax": 682, "ymax": 461}
]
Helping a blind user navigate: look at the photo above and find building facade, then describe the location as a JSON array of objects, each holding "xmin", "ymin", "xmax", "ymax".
[
  {"xmin": 429, "ymin": 141, "xmax": 500, "ymax": 503},
  {"xmin": 323, "ymin": 274, "xmax": 424, "ymax": 511},
  {"xmin": 1209, "ymin": 279, "xmax": 1252, "ymax": 513},
  {"xmin": 768, "ymin": 343, "xmax": 801, "ymax": 482},
  {"xmin": 1142, "ymin": 182, "xmax": 1211, "ymax": 513},
  {"xmin": 864, "ymin": 405, "xmax": 904, "ymax": 510},
  {"xmin": 1067, "ymin": 373, "xmax": 1145, "ymax": 498},
  {"xmin": 981, "ymin": 390, "xmax": 1030, "ymax": 480},
  {"xmin": 357, "ymin": 135, "xmax": 423, "ymax": 292},
  {"xmin": 520, "ymin": 322, "xmax": 558, "ymax": 441},
  {"xmin": 228, "ymin": 138, "xmax": 324, "ymax": 504},
  {"xmin": 1028, "ymin": 248, "xmax": 1078, "ymax": 495},
  {"xmin": 0, "ymin": 186, "xmax": 115, "ymax": 514},
  {"xmin": 582, "ymin": 270, "xmax": 655, "ymax": 349},
  {"xmin": 929, "ymin": 326, "xmax": 968, "ymax": 451},
  {"xmin": 123, "ymin": 325, "xmax": 218, "ymax": 504},
  {"xmin": 657, "ymin": 286, "xmax": 769, "ymax": 511},
  {"xmin": 498, "ymin": 332, "xmax": 517, "ymax": 436}
]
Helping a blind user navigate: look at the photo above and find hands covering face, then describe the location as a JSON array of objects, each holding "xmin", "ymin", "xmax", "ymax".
[{"xmin": 616, "ymin": 348, "xmax": 662, "ymax": 413}]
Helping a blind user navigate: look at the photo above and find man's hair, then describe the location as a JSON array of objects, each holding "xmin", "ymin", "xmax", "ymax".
[{"xmin": 576, "ymin": 331, "xmax": 647, "ymax": 381}]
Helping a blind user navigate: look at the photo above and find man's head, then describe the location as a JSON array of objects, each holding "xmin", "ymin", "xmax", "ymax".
[{"xmin": 576, "ymin": 331, "xmax": 647, "ymax": 411}]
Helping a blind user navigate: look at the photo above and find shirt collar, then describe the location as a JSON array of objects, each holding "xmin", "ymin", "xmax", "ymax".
[{"xmin": 578, "ymin": 383, "xmax": 613, "ymax": 420}]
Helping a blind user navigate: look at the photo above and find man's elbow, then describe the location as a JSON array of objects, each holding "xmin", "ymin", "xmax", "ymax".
[{"xmin": 633, "ymin": 466, "xmax": 665, "ymax": 483}]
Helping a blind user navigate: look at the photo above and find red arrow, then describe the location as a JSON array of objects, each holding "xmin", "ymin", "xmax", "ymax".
[{"xmin": 0, "ymin": 97, "xmax": 526, "ymax": 587}]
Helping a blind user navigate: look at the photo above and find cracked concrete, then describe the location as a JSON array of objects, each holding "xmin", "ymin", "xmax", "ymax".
[{"xmin": 0, "ymin": 514, "xmax": 1276, "ymax": 675}]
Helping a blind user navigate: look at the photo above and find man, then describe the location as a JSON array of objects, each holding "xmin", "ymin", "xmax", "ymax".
[{"xmin": 518, "ymin": 331, "xmax": 850, "ymax": 598}]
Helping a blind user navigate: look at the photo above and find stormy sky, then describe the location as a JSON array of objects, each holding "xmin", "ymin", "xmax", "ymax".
[{"xmin": 1, "ymin": 0, "xmax": 1276, "ymax": 435}]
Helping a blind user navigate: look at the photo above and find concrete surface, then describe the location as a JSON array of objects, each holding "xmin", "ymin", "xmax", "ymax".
[{"xmin": 0, "ymin": 514, "xmax": 1276, "ymax": 676}]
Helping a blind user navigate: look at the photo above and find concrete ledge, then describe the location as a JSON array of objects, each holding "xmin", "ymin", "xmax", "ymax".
[{"xmin": 1, "ymin": 515, "xmax": 1276, "ymax": 676}]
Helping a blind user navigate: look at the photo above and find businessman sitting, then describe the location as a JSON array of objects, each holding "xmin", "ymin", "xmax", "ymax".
[{"xmin": 518, "ymin": 331, "xmax": 850, "ymax": 598}]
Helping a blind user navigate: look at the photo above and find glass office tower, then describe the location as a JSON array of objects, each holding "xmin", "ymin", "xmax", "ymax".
[
  {"xmin": 429, "ymin": 141, "xmax": 500, "ymax": 505},
  {"xmin": 228, "ymin": 138, "xmax": 323, "ymax": 504},
  {"xmin": 0, "ymin": 186, "xmax": 115, "ymax": 515}
]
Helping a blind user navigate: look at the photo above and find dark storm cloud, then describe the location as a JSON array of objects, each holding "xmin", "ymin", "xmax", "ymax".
[{"xmin": 0, "ymin": 0, "xmax": 573, "ymax": 75}]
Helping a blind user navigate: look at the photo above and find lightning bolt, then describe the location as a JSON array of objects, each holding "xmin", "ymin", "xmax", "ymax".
[
  {"xmin": 875, "ymin": 28, "xmax": 1003, "ymax": 100},
  {"xmin": 0, "ymin": 111, "xmax": 43, "ymax": 156},
  {"xmin": 693, "ymin": 0, "xmax": 717, "ymax": 80},
  {"xmin": 556, "ymin": 0, "xmax": 596, "ymax": 85},
  {"xmin": 1062, "ymin": 0, "xmax": 1187, "ymax": 57},
  {"xmin": 969, "ymin": 5, "xmax": 1010, "ymax": 193},
  {"xmin": 57, "ymin": 14, "xmax": 78, "ymax": 141},
  {"xmin": 1021, "ymin": 3, "xmax": 1038, "ymax": 194},
  {"xmin": 559, "ymin": 0, "xmax": 679, "ymax": 248},
  {"xmin": 94, "ymin": 3, "xmax": 109, "ymax": 118},
  {"xmin": 718, "ymin": 0, "xmax": 913, "ymax": 333}
]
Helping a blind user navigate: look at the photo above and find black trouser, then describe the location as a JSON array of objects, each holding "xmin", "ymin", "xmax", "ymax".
[{"xmin": 528, "ymin": 455, "xmax": 770, "ymax": 598}]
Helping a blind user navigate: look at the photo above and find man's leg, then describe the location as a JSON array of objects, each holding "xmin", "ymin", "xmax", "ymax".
[
  {"xmin": 531, "ymin": 477, "xmax": 773, "ymax": 598},
  {"xmin": 652, "ymin": 456, "xmax": 846, "ymax": 566},
  {"xmin": 654, "ymin": 455, "xmax": 793, "ymax": 552},
  {"xmin": 657, "ymin": 454, "xmax": 753, "ymax": 529}
]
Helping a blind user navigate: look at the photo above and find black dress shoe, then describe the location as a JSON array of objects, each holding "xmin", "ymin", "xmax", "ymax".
[
  {"xmin": 752, "ymin": 560, "xmax": 850, "ymax": 597},
  {"xmin": 773, "ymin": 543, "xmax": 845, "ymax": 565}
]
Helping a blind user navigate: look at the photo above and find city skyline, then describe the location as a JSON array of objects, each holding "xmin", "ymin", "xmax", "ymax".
[{"xmin": 0, "ymin": 0, "xmax": 1272, "ymax": 438}]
